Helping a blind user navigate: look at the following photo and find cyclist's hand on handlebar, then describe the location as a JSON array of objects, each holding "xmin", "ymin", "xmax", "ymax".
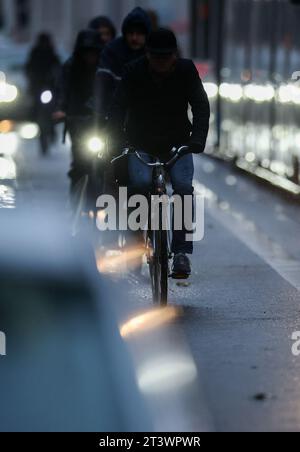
[
  {"xmin": 52, "ymin": 111, "xmax": 66, "ymax": 121},
  {"xmin": 171, "ymin": 146, "xmax": 190, "ymax": 157}
]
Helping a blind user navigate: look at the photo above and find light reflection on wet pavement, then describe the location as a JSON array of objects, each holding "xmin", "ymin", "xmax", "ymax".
[
  {"xmin": 0, "ymin": 184, "xmax": 15, "ymax": 209},
  {"xmin": 0, "ymin": 154, "xmax": 17, "ymax": 209},
  {"xmin": 0, "ymin": 131, "xmax": 18, "ymax": 209}
]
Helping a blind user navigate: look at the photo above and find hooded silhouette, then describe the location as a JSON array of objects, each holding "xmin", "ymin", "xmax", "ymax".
[
  {"xmin": 25, "ymin": 33, "xmax": 61, "ymax": 96},
  {"xmin": 89, "ymin": 16, "xmax": 117, "ymax": 42},
  {"xmin": 100, "ymin": 7, "xmax": 152, "ymax": 79},
  {"xmin": 94, "ymin": 8, "xmax": 151, "ymax": 119},
  {"xmin": 56, "ymin": 29, "xmax": 102, "ymax": 116}
]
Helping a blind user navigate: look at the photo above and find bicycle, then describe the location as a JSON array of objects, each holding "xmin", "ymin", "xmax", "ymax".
[
  {"xmin": 111, "ymin": 146, "xmax": 189, "ymax": 306},
  {"xmin": 61, "ymin": 115, "xmax": 107, "ymax": 237}
]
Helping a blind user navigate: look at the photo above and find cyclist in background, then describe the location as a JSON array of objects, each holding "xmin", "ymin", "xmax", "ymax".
[
  {"xmin": 25, "ymin": 33, "xmax": 61, "ymax": 103},
  {"xmin": 25, "ymin": 33, "xmax": 61, "ymax": 154},
  {"xmin": 88, "ymin": 16, "xmax": 116, "ymax": 45},
  {"xmin": 54, "ymin": 30, "xmax": 103, "ymax": 190},
  {"xmin": 94, "ymin": 7, "xmax": 151, "ymax": 119},
  {"xmin": 94, "ymin": 7, "xmax": 152, "ymax": 194}
]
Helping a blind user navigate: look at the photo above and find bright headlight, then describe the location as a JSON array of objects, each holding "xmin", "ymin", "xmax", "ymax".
[
  {"xmin": 40, "ymin": 90, "xmax": 53, "ymax": 104},
  {"xmin": 0, "ymin": 71, "xmax": 18, "ymax": 103},
  {"xmin": 87, "ymin": 137, "xmax": 105, "ymax": 153},
  {"xmin": 0, "ymin": 83, "xmax": 18, "ymax": 103}
]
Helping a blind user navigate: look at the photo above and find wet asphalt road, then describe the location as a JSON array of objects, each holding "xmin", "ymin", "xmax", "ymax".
[{"xmin": 2, "ymin": 134, "xmax": 300, "ymax": 432}]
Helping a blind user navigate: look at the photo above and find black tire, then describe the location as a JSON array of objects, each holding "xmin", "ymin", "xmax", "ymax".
[
  {"xmin": 149, "ymin": 231, "xmax": 159, "ymax": 304},
  {"xmin": 39, "ymin": 129, "xmax": 50, "ymax": 156},
  {"xmin": 159, "ymin": 228, "xmax": 169, "ymax": 306},
  {"xmin": 149, "ymin": 212, "xmax": 169, "ymax": 307},
  {"xmin": 37, "ymin": 106, "xmax": 53, "ymax": 156}
]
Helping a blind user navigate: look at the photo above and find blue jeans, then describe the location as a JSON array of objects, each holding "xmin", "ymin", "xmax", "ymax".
[{"xmin": 127, "ymin": 153, "xmax": 194, "ymax": 255}]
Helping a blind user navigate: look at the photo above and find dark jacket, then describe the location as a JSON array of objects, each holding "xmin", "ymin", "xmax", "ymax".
[
  {"xmin": 56, "ymin": 58, "xmax": 93, "ymax": 116},
  {"xmin": 109, "ymin": 57, "xmax": 210, "ymax": 155},
  {"xmin": 89, "ymin": 16, "xmax": 117, "ymax": 40},
  {"xmin": 25, "ymin": 46, "xmax": 61, "ymax": 96},
  {"xmin": 94, "ymin": 8, "xmax": 151, "ymax": 118},
  {"xmin": 100, "ymin": 7, "xmax": 151, "ymax": 78},
  {"xmin": 56, "ymin": 30, "xmax": 102, "ymax": 117}
]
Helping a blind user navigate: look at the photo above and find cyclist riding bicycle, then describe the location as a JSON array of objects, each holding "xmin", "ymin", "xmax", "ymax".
[
  {"xmin": 109, "ymin": 28, "xmax": 210, "ymax": 279},
  {"xmin": 94, "ymin": 8, "xmax": 152, "ymax": 197},
  {"xmin": 54, "ymin": 30, "xmax": 104, "ymax": 192},
  {"xmin": 95, "ymin": 7, "xmax": 152, "ymax": 124}
]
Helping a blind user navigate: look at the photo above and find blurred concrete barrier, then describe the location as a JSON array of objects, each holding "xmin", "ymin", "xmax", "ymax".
[{"xmin": 0, "ymin": 208, "xmax": 152, "ymax": 432}]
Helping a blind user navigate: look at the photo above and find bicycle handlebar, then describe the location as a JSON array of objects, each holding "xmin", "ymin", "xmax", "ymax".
[{"xmin": 111, "ymin": 146, "xmax": 190, "ymax": 168}]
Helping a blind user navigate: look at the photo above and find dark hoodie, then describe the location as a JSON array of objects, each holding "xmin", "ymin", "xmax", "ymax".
[
  {"xmin": 89, "ymin": 16, "xmax": 117, "ymax": 40},
  {"xmin": 94, "ymin": 8, "xmax": 151, "ymax": 119},
  {"xmin": 99, "ymin": 7, "xmax": 151, "ymax": 78},
  {"xmin": 56, "ymin": 30, "xmax": 102, "ymax": 116},
  {"xmin": 25, "ymin": 34, "xmax": 61, "ymax": 95}
]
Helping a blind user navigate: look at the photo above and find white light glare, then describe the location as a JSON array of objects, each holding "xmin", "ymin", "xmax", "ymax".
[
  {"xmin": 0, "ymin": 84, "xmax": 18, "ymax": 103},
  {"xmin": 40, "ymin": 90, "xmax": 53, "ymax": 104},
  {"xmin": 244, "ymin": 84, "xmax": 275, "ymax": 102},
  {"xmin": 0, "ymin": 157, "xmax": 16, "ymax": 180},
  {"xmin": 219, "ymin": 83, "xmax": 243, "ymax": 102},
  {"xmin": 278, "ymin": 84, "xmax": 300, "ymax": 104},
  {"xmin": 137, "ymin": 353, "xmax": 198, "ymax": 395},
  {"xmin": 204, "ymin": 82, "xmax": 218, "ymax": 99},
  {"xmin": 88, "ymin": 137, "xmax": 105, "ymax": 153},
  {"xmin": 19, "ymin": 123, "xmax": 39, "ymax": 140},
  {"xmin": 0, "ymin": 133, "xmax": 18, "ymax": 155}
]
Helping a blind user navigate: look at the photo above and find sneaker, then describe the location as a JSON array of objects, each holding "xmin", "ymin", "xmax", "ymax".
[{"xmin": 171, "ymin": 253, "xmax": 191, "ymax": 280}]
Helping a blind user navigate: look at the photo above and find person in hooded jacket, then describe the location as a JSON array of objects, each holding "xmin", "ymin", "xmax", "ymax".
[
  {"xmin": 54, "ymin": 30, "xmax": 103, "ymax": 190},
  {"xmin": 109, "ymin": 29, "xmax": 211, "ymax": 279},
  {"xmin": 88, "ymin": 16, "xmax": 116, "ymax": 45},
  {"xmin": 101, "ymin": 7, "xmax": 151, "ymax": 79},
  {"xmin": 25, "ymin": 33, "xmax": 61, "ymax": 101},
  {"xmin": 25, "ymin": 33, "xmax": 61, "ymax": 153},
  {"xmin": 94, "ymin": 7, "xmax": 151, "ymax": 120}
]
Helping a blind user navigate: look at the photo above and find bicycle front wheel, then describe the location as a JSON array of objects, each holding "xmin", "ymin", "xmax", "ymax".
[{"xmin": 150, "ymin": 228, "xmax": 169, "ymax": 306}]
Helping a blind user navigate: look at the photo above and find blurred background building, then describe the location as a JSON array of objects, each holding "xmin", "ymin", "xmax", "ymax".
[
  {"xmin": 0, "ymin": 0, "xmax": 192, "ymax": 55},
  {"xmin": 2, "ymin": 0, "xmax": 300, "ymax": 189}
]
